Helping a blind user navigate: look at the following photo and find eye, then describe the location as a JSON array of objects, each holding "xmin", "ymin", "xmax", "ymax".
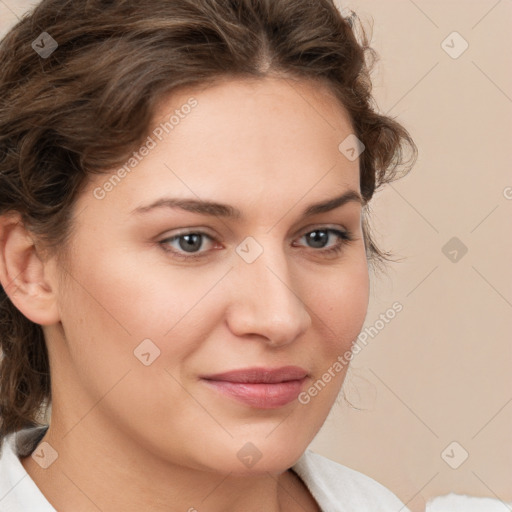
[
  {"xmin": 159, "ymin": 231, "xmax": 216, "ymax": 260},
  {"xmin": 293, "ymin": 228, "xmax": 354, "ymax": 257},
  {"xmin": 158, "ymin": 227, "xmax": 355, "ymax": 261}
]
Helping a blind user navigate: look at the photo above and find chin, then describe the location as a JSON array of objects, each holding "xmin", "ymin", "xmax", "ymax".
[{"xmin": 194, "ymin": 435, "xmax": 309, "ymax": 476}]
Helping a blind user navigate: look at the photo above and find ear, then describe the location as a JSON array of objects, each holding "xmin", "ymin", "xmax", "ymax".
[{"xmin": 0, "ymin": 212, "xmax": 60, "ymax": 326}]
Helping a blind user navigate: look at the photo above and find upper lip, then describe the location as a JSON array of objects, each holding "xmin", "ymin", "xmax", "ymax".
[{"xmin": 201, "ymin": 366, "xmax": 308, "ymax": 384}]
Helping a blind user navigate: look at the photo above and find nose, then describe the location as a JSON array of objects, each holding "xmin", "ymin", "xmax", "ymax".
[{"xmin": 225, "ymin": 243, "xmax": 312, "ymax": 347}]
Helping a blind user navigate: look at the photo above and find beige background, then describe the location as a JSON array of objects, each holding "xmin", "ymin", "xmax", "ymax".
[{"xmin": 1, "ymin": 1, "xmax": 511, "ymax": 511}]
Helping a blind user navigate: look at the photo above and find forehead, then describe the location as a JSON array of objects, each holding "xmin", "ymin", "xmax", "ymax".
[
  {"xmin": 153, "ymin": 75, "xmax": 354, "ymax": 142},
  {"xmin": 81, "ymin": 76, "xmax": 361, "ymax": 220}
]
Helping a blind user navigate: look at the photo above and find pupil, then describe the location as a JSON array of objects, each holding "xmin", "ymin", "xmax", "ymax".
[
  {"xmin": 180, "ymin": 234, "xmax": 202, "ymax": 253},
  {"xmin": 308, "ymin": 230, "xmax": 327, "ymax": 248}
]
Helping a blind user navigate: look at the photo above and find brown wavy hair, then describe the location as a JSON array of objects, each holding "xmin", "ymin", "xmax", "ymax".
[{"xmin": 0, "ymin": 0, "xmax": 416, "ymax": 444}]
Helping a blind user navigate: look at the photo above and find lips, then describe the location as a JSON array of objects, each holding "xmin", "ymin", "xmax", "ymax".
[{"xmin": 201, "ymin": 366, "xmax": 309, "ymax": 409}]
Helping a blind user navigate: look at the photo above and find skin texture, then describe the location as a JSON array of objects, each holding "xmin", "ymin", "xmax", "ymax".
[{"xmin": 0, "ymin": 76, "xmax": 370, "ymax": 511}]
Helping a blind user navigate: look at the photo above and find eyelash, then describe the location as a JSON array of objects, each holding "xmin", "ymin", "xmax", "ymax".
[{"xmin": 158, "ymin": 227, "xmax": 355, "ymax": 262}]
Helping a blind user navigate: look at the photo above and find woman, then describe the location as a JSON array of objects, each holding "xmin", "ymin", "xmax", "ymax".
[{"xmin": 0, "ymin": 0, "xmax": 416, "ymax": 510}]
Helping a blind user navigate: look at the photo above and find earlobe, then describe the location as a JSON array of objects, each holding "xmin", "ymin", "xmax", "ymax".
[{"xmin": 0, "ymin": 212, "xmax": 61, "ymax": 326}]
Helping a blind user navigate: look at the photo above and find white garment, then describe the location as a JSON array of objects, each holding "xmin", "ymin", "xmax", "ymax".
[
  {"xmin": 426, "ymin": 493, "xmax": 512, "ymax": 512},
  {"xmin": 0, "ymin": 425, "xmax": 411, "ymax": 512}
]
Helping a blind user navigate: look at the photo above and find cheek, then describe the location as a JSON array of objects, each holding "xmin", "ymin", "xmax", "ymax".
[
  {"xmin": 56, "ymin": 243, "xmax": 224, "ymax": 378},
  {"xmin": 298, "ymin": 259, "xmax": 369, "ymax": 415},
  {"xmin": 61, "ymin": 239, "xmax": 193, "ymax": 332},
  {"xmin": 308, "ymin": 255, "xmax": 370, "ymax": 352}
]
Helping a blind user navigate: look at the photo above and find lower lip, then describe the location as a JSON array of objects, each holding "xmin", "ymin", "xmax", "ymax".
[{"xmin": 202, "ymin": 378, "xmax": 307, "ymax": 409}]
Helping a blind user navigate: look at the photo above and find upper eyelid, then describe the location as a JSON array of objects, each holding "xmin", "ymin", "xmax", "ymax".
[{"xmin": 161, "ymin": 224, "xmax": 349, "ymax": 241}]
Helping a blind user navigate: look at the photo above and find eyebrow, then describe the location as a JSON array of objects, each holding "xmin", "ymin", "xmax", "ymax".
[{"xmin": 130, "ymin": 189, "xmax": 363, "ymax": 219}]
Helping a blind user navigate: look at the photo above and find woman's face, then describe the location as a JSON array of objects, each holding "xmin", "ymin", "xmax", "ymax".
[{"xmin": 45, "ymin": 76, "xmax": 369, "ymax": 474}]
